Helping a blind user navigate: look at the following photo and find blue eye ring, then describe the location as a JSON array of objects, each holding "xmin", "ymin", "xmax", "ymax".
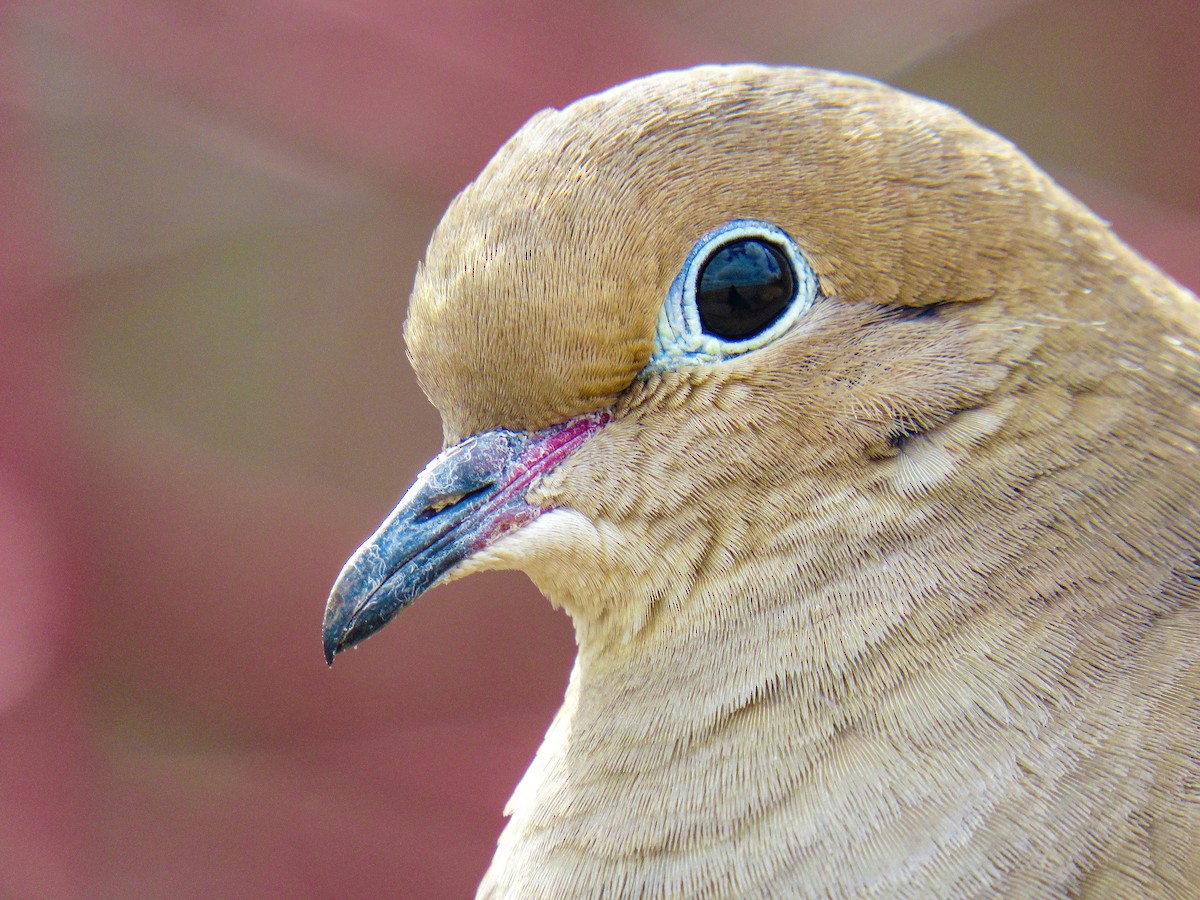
[{"xmin": 649, "ymin": 219, "xmax": 817, "ymax": 369}]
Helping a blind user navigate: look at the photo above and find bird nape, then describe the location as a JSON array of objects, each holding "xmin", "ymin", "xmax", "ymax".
[{"xmin": 323, "ymin": 65, "xmax": 1200, "ymax": 897}]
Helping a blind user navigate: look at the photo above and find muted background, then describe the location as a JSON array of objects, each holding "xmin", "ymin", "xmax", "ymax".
[{"xmin": 2, "ymin": 0, "xmax": 1198, "ymax": 895}]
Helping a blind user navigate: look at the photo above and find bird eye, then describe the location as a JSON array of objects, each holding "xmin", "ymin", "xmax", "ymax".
[
  {"xmin": 648, "ymin": 219, "xmax": 817, "ymax": 369},
  {"xmin": 696, "ymin": 238, "xmax": 795, "ymax": 340}
]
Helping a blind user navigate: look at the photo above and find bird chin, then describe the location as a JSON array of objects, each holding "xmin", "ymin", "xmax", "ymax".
[{"xmin": 450, "ymin": 509, "xmax": 606, "ymax": 613}]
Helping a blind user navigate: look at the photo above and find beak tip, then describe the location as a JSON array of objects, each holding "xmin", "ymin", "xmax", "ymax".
[{"xmin": 322, "ymin": 587, "xmax": 351, "ymax": 666}]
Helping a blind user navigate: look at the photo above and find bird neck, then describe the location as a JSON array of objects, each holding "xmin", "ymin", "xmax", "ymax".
[
  {"xmin": 487, "ymin": 576, "xmax": 1052, "ymax": 894},
  {"xmin": 487, "ymin": 359, "xmax": 1200, "ymax": 894}
]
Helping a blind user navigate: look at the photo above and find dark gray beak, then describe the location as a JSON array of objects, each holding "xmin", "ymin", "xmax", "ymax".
[{"xmin": 322, "ymin": 413, "xmax": 606, "ymax": 664}]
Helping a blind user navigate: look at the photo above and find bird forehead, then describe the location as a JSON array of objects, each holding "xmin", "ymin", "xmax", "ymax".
[{"xmin": 406, "ymin": 192, "xmax": 666, "ymax": 443}]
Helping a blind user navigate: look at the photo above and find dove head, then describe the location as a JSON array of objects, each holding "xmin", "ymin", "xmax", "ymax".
[
  {"xmin": 326, "ymin": 64, "xmax": 1129, "ymax": 657},
  {"xmin": 405, "ymin": 64, "xmax": 1105, "ymax": 441}
]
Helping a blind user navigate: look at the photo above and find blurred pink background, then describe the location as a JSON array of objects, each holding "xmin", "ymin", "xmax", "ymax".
[{"xmin": 1, "ymin": 0, "xmax": 1197, "ymax": 895}]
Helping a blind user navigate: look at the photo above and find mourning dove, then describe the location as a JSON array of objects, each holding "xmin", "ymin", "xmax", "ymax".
[{"xmin": 323, "ymin": 65, "xmax": 1200, "ymax": 897}]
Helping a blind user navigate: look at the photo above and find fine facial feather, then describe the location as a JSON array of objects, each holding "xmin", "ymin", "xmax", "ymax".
[{"xmin": 362, "ymin": 65, "xmax": 1200, "ymax": 896}]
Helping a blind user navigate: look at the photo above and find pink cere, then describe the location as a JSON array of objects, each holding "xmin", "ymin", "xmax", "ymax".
[{"xmin": 471, "ymin": 413, "xmax": 611, "ymax": 551}]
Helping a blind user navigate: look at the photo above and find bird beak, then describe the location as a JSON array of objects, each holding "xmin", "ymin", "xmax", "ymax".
[{"xmin": 322, "ymin": 413, "xmax": 607, "ymax": 664}]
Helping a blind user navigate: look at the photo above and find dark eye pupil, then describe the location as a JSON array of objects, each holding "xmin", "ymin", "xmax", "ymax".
[{"xmin": 696, "ymin": 238, "xmax": 796, "ymax": 340}]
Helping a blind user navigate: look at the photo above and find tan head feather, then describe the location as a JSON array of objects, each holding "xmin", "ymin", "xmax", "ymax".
[{"xmin": 405, "ymin": 64, "xmax": 1112, "ymax": 443}]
